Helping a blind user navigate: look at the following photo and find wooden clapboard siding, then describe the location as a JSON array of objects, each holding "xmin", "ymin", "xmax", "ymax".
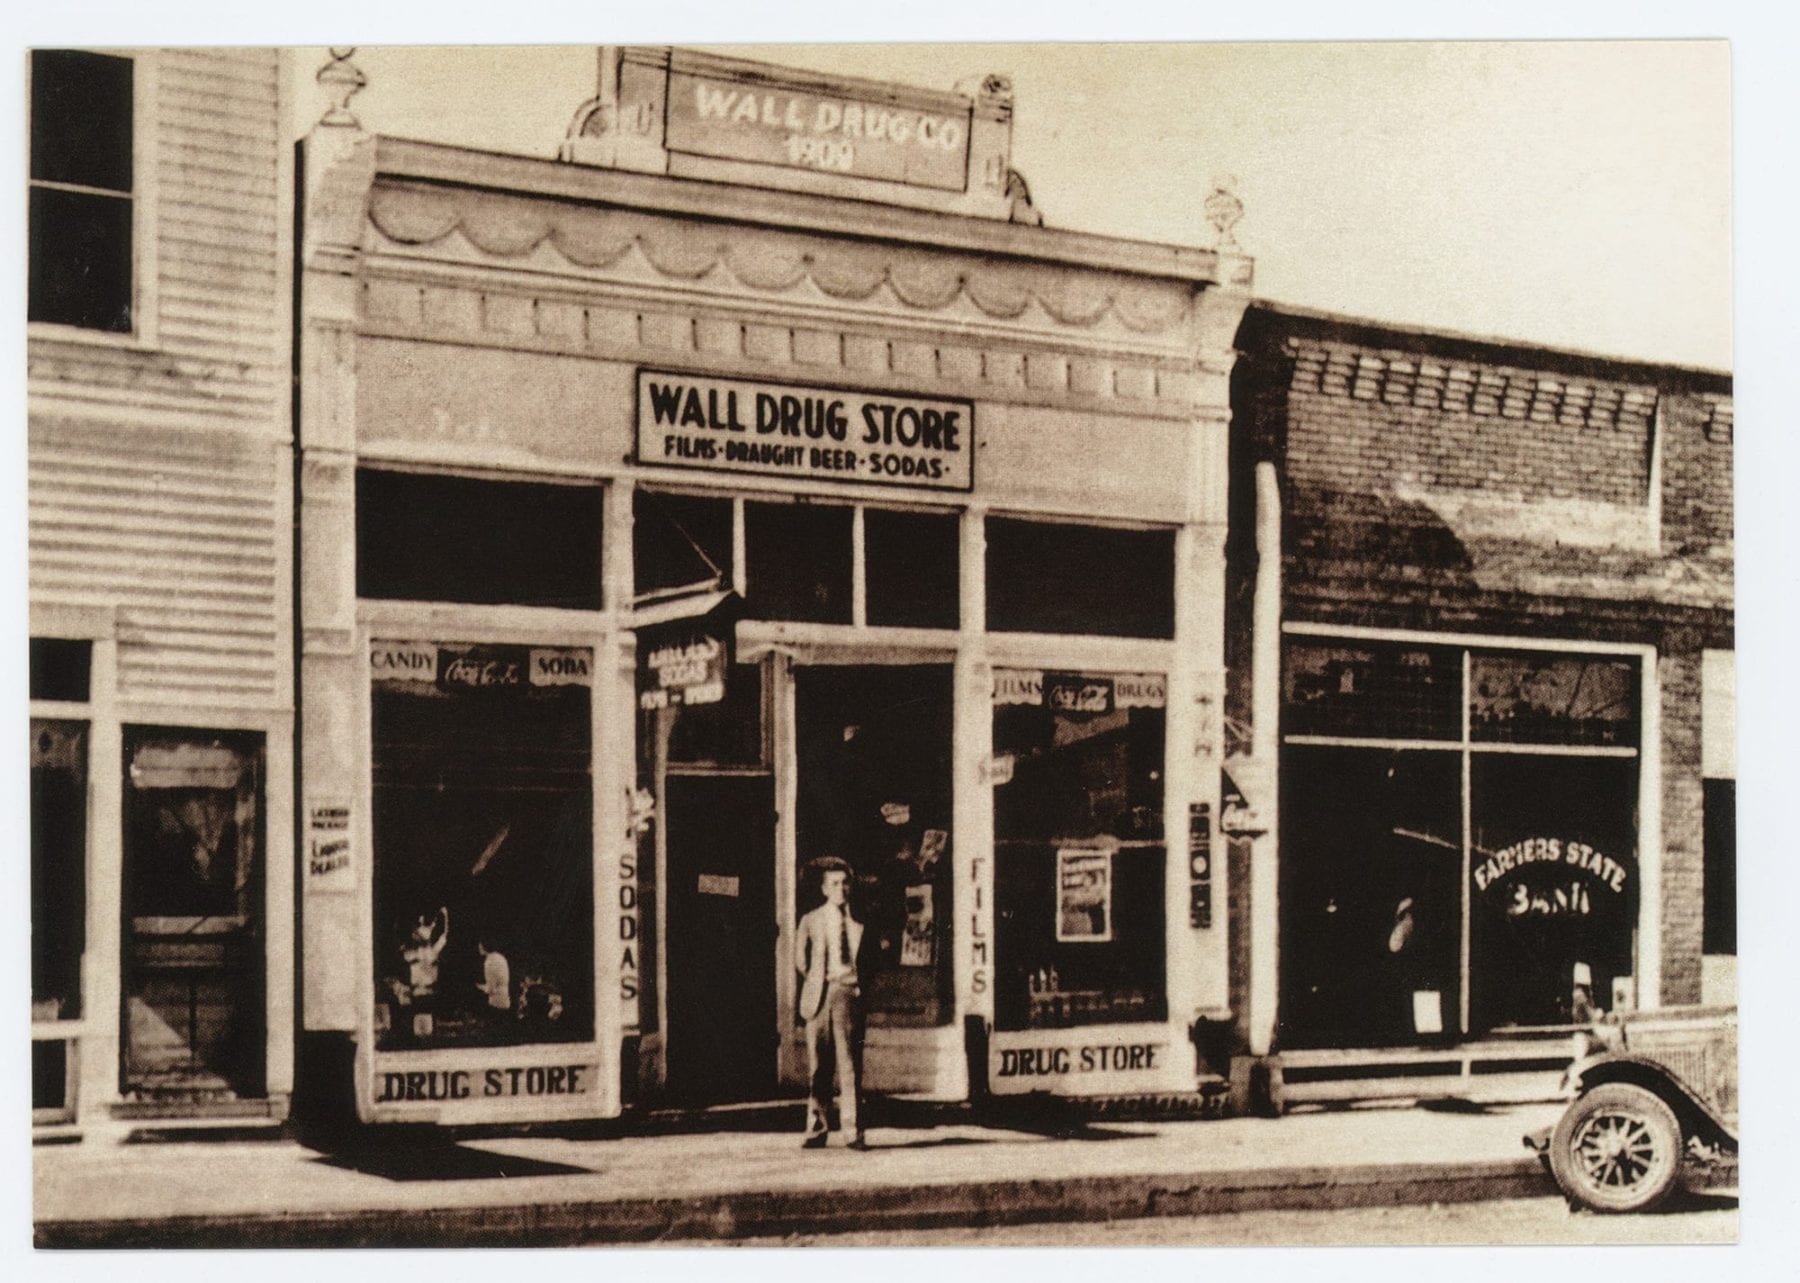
[{"xmin": 28, "ymin": 48, "xmax": 289, "ymax": 709}]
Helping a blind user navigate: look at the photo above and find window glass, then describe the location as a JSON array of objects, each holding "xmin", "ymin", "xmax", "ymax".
[
  {"xmin": 666, "ymin": 662, "xmax": 766, "ymax": 768},
  {"xmin": 1703, "ymin": 779, "xmax": 1736, "ymax": 956},
  {"xmin": 743, "ymin": 500, "xmax": 853, "ymax": 624},
  {"xmin": 992, "ymin": 668, "xmax": 1167, "ymax": 1031},
  {"xmin": 1277, "ymin": 746, "xmax": 1463, "ymax": 1049},
  {"xmin": 29, "ymin": 50, "xmax": 133, "ymax": 333},
  {"xmin": 865, "ymin": 508, "xmax": 959, "ymax": 630},
  {"xmin": 33, "ymin": 1040, "xmax": 70, "ymax": 1115},
  {"xmin": 1469, "ymin": 754, "xmax": 1638, "ymax": 1030},
  {"xmin": 31, "ymin": 50, "xmax": 134, "ymax": 191},
  {"xmin": 357, "ymin": 469, "xmax": 603, "ymax": 609},
  {"xmin": 1469, "ymin": 653, "xmax": 1638, "ymax": 747},
  {"xmin": 985, "ymin": 518, "xmax": 1175, "ymax": 638},
  {"xmin": 30, "ymin": 638, "xmax": 92, "ymax": 703},
  {"xmin": 29, "ymin": 185, "xmax": 133, "ymax": 332},
  {"xmin": 123, "ymin": 733, "xmax": 261, "ymax": 921},
  {"xmin": 1283, "ymin": 642, "xmax": 1462, "ymax": 741},
  {"xmin": 634, "ymin": 490, "xmax": 733, "ymax": 599},
  {"xmin": 992, "ymin": 670, "xmax": 1167, "ymax": 844},
  {"xmin": 370, "ymin": 641, "xmax": 595, "ymax": 1050},
  {"xmin": 31, "ymin": 720, "xmax": 87, "ymax": 1021}
]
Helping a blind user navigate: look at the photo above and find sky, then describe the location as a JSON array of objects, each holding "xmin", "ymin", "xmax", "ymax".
[{"xmin": 286, "ymin": 39, "xmax": 1733, "ymax": 371}]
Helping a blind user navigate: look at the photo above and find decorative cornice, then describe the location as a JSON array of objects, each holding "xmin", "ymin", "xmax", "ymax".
[
  {"xmin": 1285, "ymin": 338, "xmax": 1660, "ymax": 432},
  {"xmin": 367, "ymin": 179, "xmax": 1196, "ymax": 336}
]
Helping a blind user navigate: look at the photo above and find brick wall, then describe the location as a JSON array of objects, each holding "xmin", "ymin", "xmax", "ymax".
[{"xmin": 1285, "ymin": 343, "xmax": 1655, "ymax": 508}]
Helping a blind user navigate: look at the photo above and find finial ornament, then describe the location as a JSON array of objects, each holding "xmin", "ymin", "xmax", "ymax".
[
  {"xmin": 1204, "ymin": 173, "xmax": 1244, "ymax": 252},
  {"xmin": 317, "ymin": 47, "xmax": 367, "ymax": 128}
]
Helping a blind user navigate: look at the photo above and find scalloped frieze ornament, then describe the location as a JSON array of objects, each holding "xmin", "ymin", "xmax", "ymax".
[{"xmin": 366, "ymin": 181, "xmax": 1195, "ymax": 337}]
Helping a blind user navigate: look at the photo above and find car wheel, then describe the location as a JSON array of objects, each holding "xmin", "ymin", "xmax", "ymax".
[{"xmin": 1549, "ymin": 1082, "xmax": 1685, "ymax": 1213}]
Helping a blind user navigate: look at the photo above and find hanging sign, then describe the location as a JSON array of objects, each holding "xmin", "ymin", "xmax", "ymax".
[
  {"xmin": 636, "ymin": 598, "xmax": 736, "ymax": 711},
  {"xmin": 665, "ymin": 69, "xmax": 972, "ymax": 191},
  {"xmin": 637, "ymin": 371, "xmax": 974, "ymax": 493}
]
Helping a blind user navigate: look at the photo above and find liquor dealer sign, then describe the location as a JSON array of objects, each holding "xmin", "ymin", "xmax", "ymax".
[{"xmin": 637, "ymin": 370, "xmax": 974, "ymax": 493}]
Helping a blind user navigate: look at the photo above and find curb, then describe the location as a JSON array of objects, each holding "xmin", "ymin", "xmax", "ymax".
[{"xmin": 35, "ymin": 1157, "xmax": 1551, "ymax": 1248}]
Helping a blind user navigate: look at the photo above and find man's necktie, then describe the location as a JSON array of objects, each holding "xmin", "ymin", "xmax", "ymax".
[{"xmin": 838, "ymin": 911, "xmax": 851, "ymax": 969}]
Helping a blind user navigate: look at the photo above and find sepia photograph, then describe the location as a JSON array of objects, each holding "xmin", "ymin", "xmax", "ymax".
[{"xmin": 17, "ymin": 4, "xmax": 1769, "ymax": 1264}]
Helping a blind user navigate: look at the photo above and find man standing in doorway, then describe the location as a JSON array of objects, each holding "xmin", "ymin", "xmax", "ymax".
[{"xmin": 797, "ymin": 856, "xmax": 867, "ymax": 1149}]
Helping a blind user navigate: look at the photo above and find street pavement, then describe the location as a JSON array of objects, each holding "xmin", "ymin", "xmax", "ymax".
[
  {"xmin": 739, "ymin": 1193, "xmax": 1740, "ymax": 1247},
  {"xmin": 35, "ymin": 1100, "xmax": 1575, "ymax": 1247}
]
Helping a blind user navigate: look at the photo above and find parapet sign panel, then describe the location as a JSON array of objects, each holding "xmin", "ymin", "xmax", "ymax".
[{"xmin": 665, "ymin": 69, "xmax": 972, "ymax": 191}]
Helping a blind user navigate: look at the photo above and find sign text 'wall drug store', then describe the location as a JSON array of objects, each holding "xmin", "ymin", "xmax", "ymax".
[{"xmin": 637, "ymin": 371, "xmax": 974, "ymax": 493}]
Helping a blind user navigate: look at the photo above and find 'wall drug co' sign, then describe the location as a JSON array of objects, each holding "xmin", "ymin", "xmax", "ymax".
[
  {"xmin": 665, "ymin": 70, "xmax": 972, "ymax": 190},
  {"xmin": 637, "ymin": 371, "xmax": 975, "ymax": 493}
]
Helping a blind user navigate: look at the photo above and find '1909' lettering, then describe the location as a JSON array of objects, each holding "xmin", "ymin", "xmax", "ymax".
[{"xmin": 376, "ymin": 1065, "xmax": 590, "ymax": 1102}]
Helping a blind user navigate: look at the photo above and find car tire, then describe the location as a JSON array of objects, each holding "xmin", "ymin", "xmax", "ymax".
[{"xmin": 1549, "ymin": 1082, "xmax": 1685, "ymax": 1213}]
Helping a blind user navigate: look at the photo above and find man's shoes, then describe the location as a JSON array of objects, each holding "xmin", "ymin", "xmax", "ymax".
[
  {"xmin": 847, "ymin": 1135, "xmax": 869, "ymax": 1151},
  {"xmin": 801, "ymin": 1134, "xmax": 829, "ymax": 1150}
]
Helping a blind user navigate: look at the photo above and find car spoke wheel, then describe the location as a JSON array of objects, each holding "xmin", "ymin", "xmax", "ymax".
[{"xmin": 1548, "ymin": 1082, "xmax": 1684, "ymax": 1213}]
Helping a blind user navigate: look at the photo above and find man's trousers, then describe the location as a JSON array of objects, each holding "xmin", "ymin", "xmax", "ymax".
[{"xmin": 804, "ymin": 980, "xmax": 864, "ymax": 1140}]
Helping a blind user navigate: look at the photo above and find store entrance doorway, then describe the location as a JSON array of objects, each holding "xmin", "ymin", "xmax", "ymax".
[
  {"xmin": 120, "ymin": 729, "xmax": 266, "ymax": 1101},
  {"xmin": 794, "ymin": 665, "xmax": 957, "ymax": 1031},
  {"xmin": 663, "ymin": 772, "xmax": 779, "ymax": 1104}
]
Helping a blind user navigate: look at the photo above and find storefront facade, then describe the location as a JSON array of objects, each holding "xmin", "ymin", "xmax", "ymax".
[
  {"xmin": 28, "ymin": 48, "xmax": 295, "ymax": 1129},
  {"xmin": 295, "ymin": 48, "xmax": 1250, "ymax": 1123},
  {"xmin": 1224, "ymin": 305, "xmax": 1734, "ymax": 1104}
]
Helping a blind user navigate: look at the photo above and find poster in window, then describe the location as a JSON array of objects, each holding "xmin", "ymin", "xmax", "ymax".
[
  {"xmin": 1056, "ymin": 849, "xmax": 1114, "ymax": 943},
  {"xmin": 900, "ymin": 884, "xmax": 935, "ymax": 967}
]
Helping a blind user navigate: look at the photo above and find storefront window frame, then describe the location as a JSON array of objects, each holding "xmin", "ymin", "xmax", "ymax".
[
  {"xmin": 988, "ymin": 659, "xmax": 1175, "ymax": 1034},
  {"xmin": 635, "ymin": 485, "xmax": 967, "ymax": 638},
  {"xmin": 354, "ymin": 593, "xmax": 621, "ymax": 1119},
  {"xmin": 1280, "ymin": 623, "xmax": 1651, "ymax": 1039}
]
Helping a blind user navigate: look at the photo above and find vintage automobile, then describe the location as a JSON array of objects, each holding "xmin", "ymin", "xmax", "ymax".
[{"xmin": 1527, "ymin": 1005, "xmax": 1738, "ymax": 1213}]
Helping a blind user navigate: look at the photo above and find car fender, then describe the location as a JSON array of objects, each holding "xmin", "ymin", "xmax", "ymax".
[{"xmin": 1570, "ymin": 1053, "xmax": 1737, "ymax": 1147}]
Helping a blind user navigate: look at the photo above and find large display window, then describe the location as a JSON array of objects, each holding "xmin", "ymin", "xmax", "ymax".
[
  {"xmin": 991, "ymin": 668, "xmax": 1168, "ymax": 1031},
  {"xmin": 1280, "ymin": 636, "xmax": 1641, "ymax": 1048},
  {"xmin": 370, "ymin": 641, "xmax": 595, "ymax": 1051}
]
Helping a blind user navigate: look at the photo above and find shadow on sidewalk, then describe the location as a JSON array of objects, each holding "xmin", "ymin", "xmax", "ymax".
[{"xmin": 313, "ymin": 1143, "xmax": 595, "ymax": 1182}]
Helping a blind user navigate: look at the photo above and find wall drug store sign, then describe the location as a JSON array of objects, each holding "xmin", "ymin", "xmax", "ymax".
[
  {"xmin": 664, "ymin": 68, "xmax": 972, "ymax": 190},
  {"xmin": 637, "ymin": 371, "xmax": 974, "ymax": 493}
]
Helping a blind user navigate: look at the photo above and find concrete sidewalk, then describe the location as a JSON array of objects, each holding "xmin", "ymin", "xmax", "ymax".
[{"xmin": 34, "ymin": 1100, "xmax": 1567, "ymax": 1247}]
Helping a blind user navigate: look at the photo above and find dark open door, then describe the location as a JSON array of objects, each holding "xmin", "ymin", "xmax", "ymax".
[
  {"xmin": 120, "ymin": 729, "xmax": 266, "ymax": 1101},
  {"xmin": 663, "ymin": 772, "xmax": 778, "ymax": 1104}
]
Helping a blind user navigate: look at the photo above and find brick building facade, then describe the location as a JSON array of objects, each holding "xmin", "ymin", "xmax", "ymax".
[{"xmin": 1223, "ymin": 304, "xmax": 1733, "ymax": 1108}]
